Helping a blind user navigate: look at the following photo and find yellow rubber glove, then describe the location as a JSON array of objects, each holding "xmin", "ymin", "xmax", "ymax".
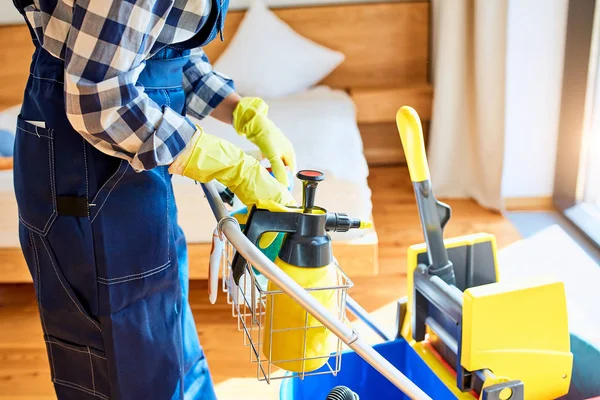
[
  {"xmin": 233, "ymin": 97, "xmax": 296, "ymax": 188},
  {"xmin": 170, "ymin": 127, "xmax": 296, "ymax": 211}
]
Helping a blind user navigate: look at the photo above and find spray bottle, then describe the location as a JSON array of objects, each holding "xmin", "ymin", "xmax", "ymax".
[{"xmin": 231, "ymin": 170, "xmax": 371, "ymax": 372}]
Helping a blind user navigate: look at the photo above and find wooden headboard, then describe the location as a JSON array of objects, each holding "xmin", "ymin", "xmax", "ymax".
[
  {"xmin": 0, "ymin": 1, "xmax": 431, "ymax": 166},
  {"xmin": 205, "ymin": 2, "xmax": 433, "ymax": 165}
]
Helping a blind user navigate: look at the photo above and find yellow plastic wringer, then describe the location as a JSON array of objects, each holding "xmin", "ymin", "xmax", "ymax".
[{"xmin": 396, "ymin": 106, "xmax": 573, "ymax": 399}]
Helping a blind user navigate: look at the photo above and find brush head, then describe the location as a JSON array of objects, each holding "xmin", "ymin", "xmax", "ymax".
[{"xmin": 326, "ymin": 386, "xmax": 359, "ymax": 400}]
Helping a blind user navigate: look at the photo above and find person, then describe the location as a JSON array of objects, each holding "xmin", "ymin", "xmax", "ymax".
[{"xmin": 11, "ymin": 0, "xmax": 296, "ymax": 399}]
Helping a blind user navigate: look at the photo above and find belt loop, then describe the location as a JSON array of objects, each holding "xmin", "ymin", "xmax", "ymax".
[{"xmin": 56, "ymin": 196, "xmax": 89, "ymax": 217}]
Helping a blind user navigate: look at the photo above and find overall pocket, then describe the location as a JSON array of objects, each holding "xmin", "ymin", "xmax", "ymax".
[
  {"xmin": 91, "ymin": 165, "xmax": 172, "ymax": 287},
  {"xmin": 45, "ymin": 335, "xmax": 110, "ymax": 400},
  {"xmin": 13, "ymin": 116, "xmax": 57, "ymax": 235}
]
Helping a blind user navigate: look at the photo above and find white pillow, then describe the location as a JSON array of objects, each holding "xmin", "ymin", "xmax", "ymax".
[{"xmin": 214, "ymin": 0, "xmax": 345, "ymax": 98}]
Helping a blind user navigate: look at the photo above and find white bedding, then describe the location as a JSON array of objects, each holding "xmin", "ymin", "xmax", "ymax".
[{"xmin": 0, "ymin": 87, "xmax": 373, "ymax": 247}]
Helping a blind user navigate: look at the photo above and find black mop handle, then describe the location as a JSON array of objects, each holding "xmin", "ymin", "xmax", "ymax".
[{"xmin": 396, "ymin": 106, "xmax": 456, "ymax": 286}]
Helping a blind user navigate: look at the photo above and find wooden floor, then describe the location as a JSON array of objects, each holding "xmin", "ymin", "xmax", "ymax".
[{"xmin": 0, "ymin": 166, "xmax": 521, "ymax": 399}]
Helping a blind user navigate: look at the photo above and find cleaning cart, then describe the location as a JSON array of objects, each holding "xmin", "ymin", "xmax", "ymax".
[{"xmin": 202, "ymin": 106, "xmax": 573, "ymax": 400}]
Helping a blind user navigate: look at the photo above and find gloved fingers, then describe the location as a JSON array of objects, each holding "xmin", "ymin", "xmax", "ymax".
[
  {"xmin": 230, "ymin": 161, "xmax": 296, "ymax": 210},
  {"xmin": 282, "ymin": 151, "xmax": 297, "ymax": 174},
  {"xmin": 255, "ymin": 198, "xmax": 299, "ymax": 212},
  {"xmin": 269, "ymin": 157, "xmax": 290, "ymax": 188},
  {"xmin": 232, "ymin": 97, "xmax": 269, "ymax": 135}
]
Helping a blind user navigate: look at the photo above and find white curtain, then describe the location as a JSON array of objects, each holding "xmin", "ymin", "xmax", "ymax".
[{"xmin": 428, "ymin": 0, "xmax": 508, "ymax": 211}]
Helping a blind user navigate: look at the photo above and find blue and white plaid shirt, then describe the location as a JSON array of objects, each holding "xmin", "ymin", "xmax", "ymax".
[{"xmin": 21, "ymin": 0, "xmax": 235, "ymax": 171}]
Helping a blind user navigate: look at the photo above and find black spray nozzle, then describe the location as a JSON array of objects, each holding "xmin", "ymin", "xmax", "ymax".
[
  {"xmin": 297, "ymin": 170, "xmax": 324, "ymax": 211},
  {"xmin": 325, "ymin": 213, "xmax": 362, "ymax": 232},
  {"xmin": 230, "ymin": 170, "xmax": 368, "ymax": 284},
  {"xmin": 298, "ymin": 170, "xmax": 367, "ymax": 232}
]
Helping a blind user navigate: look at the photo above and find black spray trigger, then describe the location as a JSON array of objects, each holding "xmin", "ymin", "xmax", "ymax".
[{"xmin": 231, "ymin": 207, "xmax": 299, "ymax": 285}]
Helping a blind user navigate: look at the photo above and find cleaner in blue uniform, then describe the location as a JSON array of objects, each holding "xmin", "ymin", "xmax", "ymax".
[{"xmin": 11, "ymin": 1, "xmax": 296, "ymax": 399}]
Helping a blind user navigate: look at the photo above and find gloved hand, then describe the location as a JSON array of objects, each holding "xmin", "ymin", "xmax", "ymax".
[
  {"xmin": 169, "ymin": 127, "xmax": 296, "ymax": 211},
  {"xmin": 233, "ymin": 97, "xmax": 296, "ymax": 188}
]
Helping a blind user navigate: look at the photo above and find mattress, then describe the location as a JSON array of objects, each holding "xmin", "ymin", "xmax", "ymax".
[{"xmin": 0, "ymin": 86, "xmax": 373, "ymax": 247}]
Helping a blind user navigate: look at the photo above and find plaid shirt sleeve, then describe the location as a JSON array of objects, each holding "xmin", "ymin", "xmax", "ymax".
[
  {"xmin": 64, "ymin": 1, "xmax": 199, "ymax": 172},
  {"xmin": 183, "ymin": 48, "xmax": 235, "ymax": 121}
]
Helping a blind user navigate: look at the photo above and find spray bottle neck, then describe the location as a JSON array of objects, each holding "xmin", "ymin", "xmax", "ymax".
[{"xmin": 278, "ymin": 212, "xmax": 331, "ymax": 268}]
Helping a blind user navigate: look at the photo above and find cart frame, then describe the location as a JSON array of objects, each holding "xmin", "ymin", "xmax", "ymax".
[{"xmin": 200, "ymin": 181, "xmax": 431, "ymax": 400}]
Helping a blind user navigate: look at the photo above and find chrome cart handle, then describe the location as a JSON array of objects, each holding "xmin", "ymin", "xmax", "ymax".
[{"xmin": 200, "ymin": 181, "xmax": 432, "ymax": 400}]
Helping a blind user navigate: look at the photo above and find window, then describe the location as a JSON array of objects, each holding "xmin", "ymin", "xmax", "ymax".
[{"xmin": 554, "ymin": 0, "xmax": 600, "ymax": 247}]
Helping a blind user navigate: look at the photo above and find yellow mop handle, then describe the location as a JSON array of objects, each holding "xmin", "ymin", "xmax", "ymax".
[{"xmin": 396, "ymin": 106, "xmax": 430, "ymax": 183}]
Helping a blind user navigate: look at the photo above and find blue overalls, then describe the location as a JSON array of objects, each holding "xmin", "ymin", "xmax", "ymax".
[{"xmin": 13, "ymin": 1, "xmax": 229, "ymax": 399}]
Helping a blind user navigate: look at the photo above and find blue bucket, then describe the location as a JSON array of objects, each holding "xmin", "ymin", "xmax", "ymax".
[{"xmin": 279, "ymin": 338, "xmax": 455, "ymax": 399}]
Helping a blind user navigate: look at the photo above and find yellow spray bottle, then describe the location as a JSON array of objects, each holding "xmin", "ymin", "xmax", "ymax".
[{"xmin": 230, "ymin": 170, "xmax": 370, "ymax": 373}]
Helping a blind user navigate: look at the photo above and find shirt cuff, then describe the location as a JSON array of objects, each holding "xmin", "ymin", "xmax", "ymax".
[
  {"xmin": 130, "ymin": 110, "xmax": 198, "ymax": 172},
  {"xmin": 168, "ymin": 126, "xmax": 204, "ymax": 175},
  {"xmin": 186, "ymin": 72, "xmax": 236, "ymax": 120}
]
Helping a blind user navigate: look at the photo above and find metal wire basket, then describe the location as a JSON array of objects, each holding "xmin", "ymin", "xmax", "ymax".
[
  {"xmin": 221, "ymin": 239, "xmax": 353, "ymax": 383},
  {"xmin": 202, "ymin": 181, "xmax": 430, "ymax": 399}
]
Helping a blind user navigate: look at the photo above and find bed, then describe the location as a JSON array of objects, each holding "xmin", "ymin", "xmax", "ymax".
[
  {"xmin": 0, "ymin": 86, "xmax": 378, "ymax": 280},
  {"xmin": 0, "ymin": 1, "xmax": 433, "ymax": 282}
]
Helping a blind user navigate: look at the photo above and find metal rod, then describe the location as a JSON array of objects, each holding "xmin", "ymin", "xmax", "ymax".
[
  {"xmin": 430, "ymin": 275, "xmax": 464, "ymax": 306},
  {"xmin": 425, "ymin": 317, "xmax": 458, "ymax": 354},
  {"xmin": 201, "ymin": 180, "xmax": 230, "ymax": 222},
  {"xmin": 465, "ymin": 243, "xmax": 474, "ymax": 289},
  {"xmin": 200, "ymin": 182, "xmax": 432, "ymax": 400},
  {"xmin": 347, "ymin": 296, "xmax": 393, "ymax": 342}
]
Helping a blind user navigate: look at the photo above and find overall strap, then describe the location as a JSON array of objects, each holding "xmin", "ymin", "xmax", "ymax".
[
  {"xmin": 12, "ymin": 0, "xmax": 40, "ymax": 46},
  {"xmin": 174, "ymin": 0, "xmax": 227, "ymax": 49},
  {"xmin": 12, "ymin": 0, "xmax": 34, "ymax": 15}
]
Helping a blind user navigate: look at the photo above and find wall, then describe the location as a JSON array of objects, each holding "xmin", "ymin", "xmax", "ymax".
[
  {"xmin": 502, "ymin": 0, "xmax": 569, "ymax": 198},
  {"xmin": 227, "ymin": 0, "xmax": 403, "ymax": 9},
  {"xmin": 1, "ymin": 0, "xmax": 568, "ymax": 200},
  {"xmin": 0, "ymin": 0, "xmax": 404, "ymax": 24},
  {"xmin": 0, "ymin": 2, "xmax": 22, "ymax": 24}
]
